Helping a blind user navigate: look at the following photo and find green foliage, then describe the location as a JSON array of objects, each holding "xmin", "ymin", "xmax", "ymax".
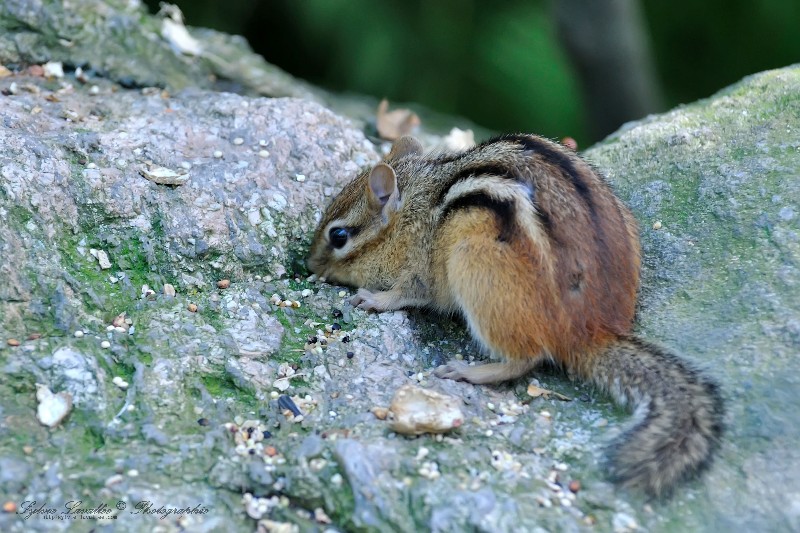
[{"xmin": 146, "ymin": 0, "xmax": 800, "ymax": 146}]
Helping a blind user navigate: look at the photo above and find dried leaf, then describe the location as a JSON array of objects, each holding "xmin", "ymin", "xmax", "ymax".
[
  {"xmin": 442, "ymin": 127, "xmax": 476, "ymax": 151},
  {"xmin": 376, "ymin": 99, "xmax": 420, "ymax": 141},
  {"xmin": 527, "ymin": 383, "xmax": 571, "ymax": 401}
]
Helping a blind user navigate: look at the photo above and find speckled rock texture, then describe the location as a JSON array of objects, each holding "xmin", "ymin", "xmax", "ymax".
[{"xmin": 0, "ymin": 4, "xmax": 798, "ymax": 532}]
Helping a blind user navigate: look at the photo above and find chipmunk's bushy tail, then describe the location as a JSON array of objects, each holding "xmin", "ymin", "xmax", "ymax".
[{"xmin": 588, "ymin": 336, "xmax": 725, "ymax": 496}]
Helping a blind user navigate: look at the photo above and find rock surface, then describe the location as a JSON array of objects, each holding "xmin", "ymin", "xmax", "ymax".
[{"xmin": 0, "ymin": 3, "xmax": 798, "ymax": 532}]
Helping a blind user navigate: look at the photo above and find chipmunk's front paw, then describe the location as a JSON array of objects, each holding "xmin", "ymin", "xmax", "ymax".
[
  {"xmin": 434, "ymin": 361, "xmax": 471, "ymax": 381},
  {"xmin": 350, "ymin": 288, "xmax": 382, "ymax": 312}
]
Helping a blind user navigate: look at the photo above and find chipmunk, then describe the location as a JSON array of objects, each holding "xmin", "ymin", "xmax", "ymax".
[{"xmin": 307, "ymin": 134, "xmax": 724, "ymax": 496}]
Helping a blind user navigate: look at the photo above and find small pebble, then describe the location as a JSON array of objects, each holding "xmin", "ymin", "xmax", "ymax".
[
  {"xmin": 259, "ymin": 139, "xmax": 268, "ymax": 146},
  {"xmin": 217, "ymin": 279, "xmax": 231, "ymax": 289},
  {"xmin": 346, "ymin": 351, "xmax": 354, "ymax": 359},
  {"xmin": 100, "ymin": 341, "xmax": 111, "ymax": 349},
  {"xmin": 127, "ymin": 469, "xmax": 139, "ymax": 477},
  {"xmin": 295, "ymin": 174, "xmax": 306, "ymax": 182},
  {"xmin": 3, "ymin": 501, "xmax": 17, "ymax": 513},
  {"xmin": 6, "ymin": 338, "xmax": 20, "ymax": 347},
  {"xmin": 301, "ymin": 288, "xmax": 313, "ymax": 297},
  {"xmin": 180, "ymin": 161, "xmax": 192, "ymax": 170},
  {"xmin": 74, "ymin": 330, "xmax": 84, "ymax": 338},
  {"xmin": 568, "ymin": 480, "xmax": 581, "ymax": 493},
  {"xmin": 187, "ymin": 303, "xmax": 198, "ymax": 312},
  {"xmin": 89, "ymin": 85, "xmax": 100, "ymax": 95},
  {"xmin": 197, "ymin": 418, "xmax": 210, "ymax": 426},
  {"xmin": 338, "ymin": 291, "xmax": 347, "ymax": 298},
  {"xmin": 258, "ymin": 150, "xmax": 270, "ymax": 158},
  {"xmin": 232, "ymin": 137, "xmax": 244, "ymax": 145},
  {"xmin": 213, "ymin": 150, "xmax": 223, "ymax": 158},
  {"xmin": 163, "ymin": 283, "xmax": 176, "ymax": 297},
  {"xmin": 653, "ymin": 220, "xmax": 662, "ymax": 230}
]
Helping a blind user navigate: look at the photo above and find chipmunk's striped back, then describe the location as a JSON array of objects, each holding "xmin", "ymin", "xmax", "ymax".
[{"xmin": 425, "ymin": 134, "xmax": 641, "ymax": 363}]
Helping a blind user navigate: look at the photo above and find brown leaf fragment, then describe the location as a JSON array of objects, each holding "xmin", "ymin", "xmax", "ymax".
[
  {"xmin": 527, "ymin": 383, "xmax": 571, "ymax": 401},
  {"xmin": 376, "ymin": 99, "xmax": 420, "ymax": 141}
]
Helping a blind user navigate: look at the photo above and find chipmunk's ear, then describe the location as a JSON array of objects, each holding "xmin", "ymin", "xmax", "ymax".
[
  {"xmin": 367, "ymin": 163, "xmax": 401, "ymax": 218},
  {"xmin": 387, "ymin": 136, "xmax": 422, "ymax": 161}
]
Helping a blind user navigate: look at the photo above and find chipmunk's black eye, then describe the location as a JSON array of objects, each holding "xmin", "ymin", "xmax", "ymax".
[{"xmin": 329, "ymin": 227, "xmax": 349, "ymax": 249}]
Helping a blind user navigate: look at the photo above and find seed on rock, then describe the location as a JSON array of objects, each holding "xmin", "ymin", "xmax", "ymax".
[
  {"xmin": 197, "ymin": 418, "xmax": 210, "ymax": 426},
  {"xmin": 346, "ymin": 351, "xmax": 354, "ymax": 359},
  {"xmin": 301, "ymin": 288, "xmax": 313, "ymax": 297},
  {"xmin": 338, "ymin": 290, "xmax": 346, "ymax": 298},
  {"xmin": 568, "ymin": 480, "xmax": 581, "ymax": 493},
  {"xmin": 6, "ymin": 338, "xmax": 20, "ymax": 347},
  {"xmin": 232, "ymin": 137, "xmax": 244, "ymax": 145},
  {"xmin": 27, "ymin": 333, "xmax": 41, "ymax": 340},
  {"xmin": 112, "ymin": 313, "xmax": 127, "ymax": 327},
  {"xmin": 213, "ymin": 150, "xmax": 223, "ymax": 158},
  {"xmin": 163, "ymin": 283, "xmax": 176, "ymax": 297},
  {"xmin": 100, "ymin": 341, "xmax": 111, "ymax": 349},
  {"xmin": 653, "ymin": 220, "xmax": 663, "ymax": 230},
  {"xmin": 187, "ymin": 303, "xmax": 198, "ymax": 312},
  {"xmin": 295, "ymin": 174, "xmax": 306, "ymax": 182},
  {"xmin": 3, "ymin": 501, "xmax": 17, "ymax": 513},
  {"xmin": 265, "ymin": 446, "xmax": 277, "ymax": 457},
  {"xmin": 258, "ymin": 150, "xmax": 270, "ymax": 158},
  {"xmin": 277, "ymin": 395, "xmax": 302, "ymax": 417},
  {"xmin": 371, "ymin": 407, "xmax": 389, "ymax": 420},
  {"xmin": 74, "ymin": 330, "xmax": 84, "ymax": 338},
  {"xmin": 217, "ymin": 279, "xmax": 231, "ymax": 289}
]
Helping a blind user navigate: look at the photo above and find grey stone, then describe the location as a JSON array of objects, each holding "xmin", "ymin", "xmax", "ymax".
[{"xmin": 0, "ymin": 3, "xmax": 797, "ymax": 530}]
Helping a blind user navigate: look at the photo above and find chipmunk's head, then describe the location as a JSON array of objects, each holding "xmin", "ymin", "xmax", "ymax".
[{"xmin": 307, "ymin": 136, "xmax": 423, "ymax": 287}]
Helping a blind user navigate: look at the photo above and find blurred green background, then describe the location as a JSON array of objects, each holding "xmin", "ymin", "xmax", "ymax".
[{"xmin": 145, "ymin": 0, "xmax": 800, "ymax": 146}]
